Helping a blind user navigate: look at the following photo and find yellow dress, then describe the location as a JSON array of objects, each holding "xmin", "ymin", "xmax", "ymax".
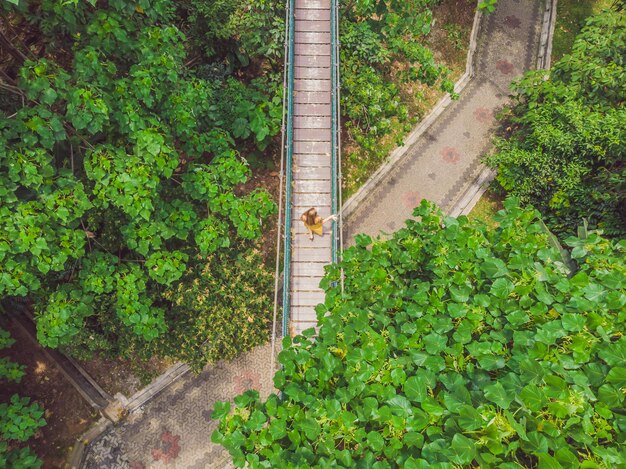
[{"xmin": 304, "ymin": 221, "xmax": 323, "ymax": 236}]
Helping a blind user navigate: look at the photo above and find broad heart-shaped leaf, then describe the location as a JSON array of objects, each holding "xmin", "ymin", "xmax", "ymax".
[
  {"xmin": 404, "ymin": 375, "xmax": 428, "ymax": 402},
  {"xmin": 561, "ymin": 313, "xmax": 586, "ymax": 332},
  {"xmin": 211, "ymin": 401, "xmax": 231, "ymax": 419},
  {"xmin": 555, "ymin": 447, "xmax": 579, "ymax": 466},
  {"xmin": 367, "ymin": 430, "xmax": 385, "ymax": 452},
  {"xmin": 269, "ymin": 418, "xmax": 287, "ymax": 439},
  {"xmin": 598, "ymin": 384, "xmax": 624, "ymax": 407},
  {"xmin": 519, "ymin": 359, "xmax": 546, "ymax": 384},
  {"xmin": 447, "ymin": 433, "xmax": 477, "ymax": 465},
  {"xmin": 387, "ymin": 395, "xmax": 413, "ymax": 417},
  {"xmin": 537, "ymin": 453, "xmax": 563, "ymax": 468},
  {"xmin": 523, "ymin": 431, "xmax": 549, "ymax": 455},
  {"xmin": 519, "ymin": 384, "xmax": 547, "ymax": 411},
  {"xmin": 480, "ymin": 258, "xmax": 508, "ymax": 278},
  {"xmin": 606, "ymin": 367, "xmax": 626, "ymax": 388},
  {"xmin": 483, "ymin": 382, "xmax": 513, "ymax": 409},
  {"xmin": 583, "ymin": 283, "xmax": 606, "ymax": 303},
  {"xmin": 490, "ymin": 278, "xmax": 514, "ymax": 299},
  {"xmin": 298, "ymin": 417, "xmax": 321, "ymax": 441},
  {"xmin": 423, "ymin": 332, "xmax": 447, "ymax": 354},
  {"xmin": 246, "ymin": 410, "xmax": 266, "ymax": 431},
  {"xmin": 598, "ymin": 338, "xmax": 626, "ymax": 366},
  {"xmin": 456, "ymin": 405, "xmax": 484, "ymax": 431},
  {"xmin": 404, "ymin": 457, "xmax": 430, "ymax": 469}
]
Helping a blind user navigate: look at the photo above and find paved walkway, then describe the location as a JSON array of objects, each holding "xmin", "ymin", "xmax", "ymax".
[
  {"xmin": 81, "ymin": 1, "xmax": 543, "ymax": 467},
  {"xmin": 81, "ymin": 345, "xmax": 273, "ymax": 468},
  {"xmin": 345, "ymin": 0, "xmax": 542, "ymax": 239}
]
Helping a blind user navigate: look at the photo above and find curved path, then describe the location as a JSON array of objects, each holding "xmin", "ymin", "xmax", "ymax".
[
  {"xmin": 345, "ymin": 0, "xmax": 542, "ymax": 239},
  {"xmin": 80, "ymin": 0, "xmax": 543, "ymax": 467}
]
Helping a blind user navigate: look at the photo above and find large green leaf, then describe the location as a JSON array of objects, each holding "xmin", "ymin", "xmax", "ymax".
[
  {"xmin": 484, "ymin": 382, "xmax": 514, "ymax": 409},
  {"xmin": 367, "ymin": 431, "xmax": 384, "ymax": 452},
  {"xmin": 404, "ymin": 376, "xmax": 428, "ymax": 403},
  {"xmin": 298, "ymin": 417, "xmax": 321, "ymax": 441},
  {"xmin": 606, "ymin": 367, "xmax": 626, "ymax": 388},
  {"xmin": 519, "ymin": 385, "xmax": 547, "ymax": 411},
  {"xmin": 448, "ymin": 433, "xmax": 477, "ymax": 465}
]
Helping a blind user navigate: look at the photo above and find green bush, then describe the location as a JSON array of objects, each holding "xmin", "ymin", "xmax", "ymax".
[
  {"xmin": 0, "ymin": 0, "xmax": 277, "ymax": 360},
  {"xmin": 340, "ymin": 0, "xmax": 455, "ymax": 172},
  {"xmin": 487, "ymin": 10, "xmax": 626, "ymax": 238},
  {"xmin": 0, "ymin": 329, "xmax": 45, "ymax": 469},
  {"xmin": 0, "ymin": 395, "xmax": 45, "ymax": 443},
  {"xmin": 156, "ymin": 247, "xmax": 274, "ymax": 372},
  {"xmin": 0, "ymin": 330, "xmax": 25, "ymax": 383},
  {"xmin": 214, "ymin": 199, "xmax": 626, "ymax": 467}
]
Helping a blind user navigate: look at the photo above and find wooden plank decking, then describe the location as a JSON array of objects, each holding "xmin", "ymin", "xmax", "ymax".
[{"xmin": 289, "ymin": 0, "xmax": 334, "ymax": 337}]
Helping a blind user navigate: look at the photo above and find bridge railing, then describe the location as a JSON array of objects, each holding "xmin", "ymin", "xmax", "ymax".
[
  {"xmin": 281, "ymin": 0, "xmax": 296, "ymax": 339},
  {"xmin": 281, "ymin": 0, "xmax": 341, "ymax": 339},
  {"xmin": 331, "ymin": 0, "xmax": 340, "ymax": 266}
]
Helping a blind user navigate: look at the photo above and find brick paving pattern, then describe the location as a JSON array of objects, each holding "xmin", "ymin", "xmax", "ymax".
[{"xmin": 82, "ymin": 345, "xmax": 273, "ymax": 468}]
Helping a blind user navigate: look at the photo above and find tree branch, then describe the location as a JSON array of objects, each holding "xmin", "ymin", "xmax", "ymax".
[{"xmin": 0, "ymin": 25, "xmax": 28, "ymax": 63}]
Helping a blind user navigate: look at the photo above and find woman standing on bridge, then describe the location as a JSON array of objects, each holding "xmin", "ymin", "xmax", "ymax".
[{"xmin": 300, "ymin": 208, "xmax": 337, "ymax": 241}]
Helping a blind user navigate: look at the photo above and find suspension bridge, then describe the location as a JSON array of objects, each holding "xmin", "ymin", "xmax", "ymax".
[{"xmin": 273, "ymin": 0, "xmax": 342, "ymax": 341}]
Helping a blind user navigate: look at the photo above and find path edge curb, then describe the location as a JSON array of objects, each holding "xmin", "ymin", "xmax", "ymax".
[
  {"xmin": 446, "ymin": 0, "xmax": 558, "ymax": 217},
  {"xmin": 341, "ymin": 2, "xmax": 483, "ymax": 220},
  {"xmin": 66, "ymin": 418, "xmax": 112, "ymax": 469},
  {"xmin": 124, "ymin": 362, "xmax": 191, "ymax": 413}
]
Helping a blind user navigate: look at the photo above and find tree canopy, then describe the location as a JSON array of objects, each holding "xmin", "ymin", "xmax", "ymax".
[
  {"xmin": 487, "ymin": 10, "xmax": 625, "ymax": 238},
  {"xmin": 0, "ymin": 0, "xmax": 277, "ymax": 360},
  {"xmin": 214, "ymin": 199, "xmax": 626, "ymax": 468}
]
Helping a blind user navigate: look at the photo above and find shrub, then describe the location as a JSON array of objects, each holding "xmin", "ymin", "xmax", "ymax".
[
  {"xmin": 0, "ymin": 329, "xmax": 45, "ymax": 469},
  {"xmin": 156, "ymin": 246, "xmax": 274, "ymax": 372},
  {"xmin": 0, "ymin": 0, "xmax": 277, "ymax": 361},
  {"xmin": 487, "ymin": 10, "xmax": 626, "ymax": 238},
  {"xmin": 213, "ymin": 199, "xmax": 626, "ymax": 467}
]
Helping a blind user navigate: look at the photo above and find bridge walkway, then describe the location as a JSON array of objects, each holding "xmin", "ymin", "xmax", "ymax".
[{"xmin": 282, "ymin": 0, "xmax": 339, "ymax": 337}]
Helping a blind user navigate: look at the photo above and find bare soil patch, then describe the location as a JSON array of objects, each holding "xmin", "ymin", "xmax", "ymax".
[{"xmin": 77, "ymin": 354, "xmax": 173, "ymax": 398}]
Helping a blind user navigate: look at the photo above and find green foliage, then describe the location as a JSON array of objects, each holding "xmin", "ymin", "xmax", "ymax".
[
  {"xmin": 339, "ymin": 0, "xmax": 456, "ymax": 192},
  {"xmin": 479, "ymin": 0, "xmax": 498, "ymax": 13},
  {"xmin": 179, "ymin": 0, "xmax": 285, "ymax": 68},
  {"xmin": 0, "ymin": 395, "xmax": 45, "ymax": 443},
  {"xmin": 0, "ymin": 445, "xmax": 42, "ymax": 469},
  {"xmin": 0, "ymin": 358, "xmax": 26, "ymax": 384},
  {"xmin": 214, "ymin": 199, "xmax": 626, "ymax": 467},
  {"xmin": 0, "ymin": 0, "xmax": 277, "ymax": 360},
  {"xmin": 154, "ymin": 247, "xmax": 274, "ymax": 372},
  {"xmin": 0, "ymin": 330, "xmax": 45, "ymax": 468},
  {"xmin": 487, "ymin": 10, "xmax": 626, "ymax": 238},
  {"xmin": 0, "ymin": 330, "xmax": 25, "ymax": 383},
  {"xmin": 0, "ymin": 395, "xmax": 45, "ymax": 467}
]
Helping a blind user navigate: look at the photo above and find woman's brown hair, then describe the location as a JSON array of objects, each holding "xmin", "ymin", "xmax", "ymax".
[{"xmin": 301, "ymin": 207, "xmax": 317, "ymax": 225}]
